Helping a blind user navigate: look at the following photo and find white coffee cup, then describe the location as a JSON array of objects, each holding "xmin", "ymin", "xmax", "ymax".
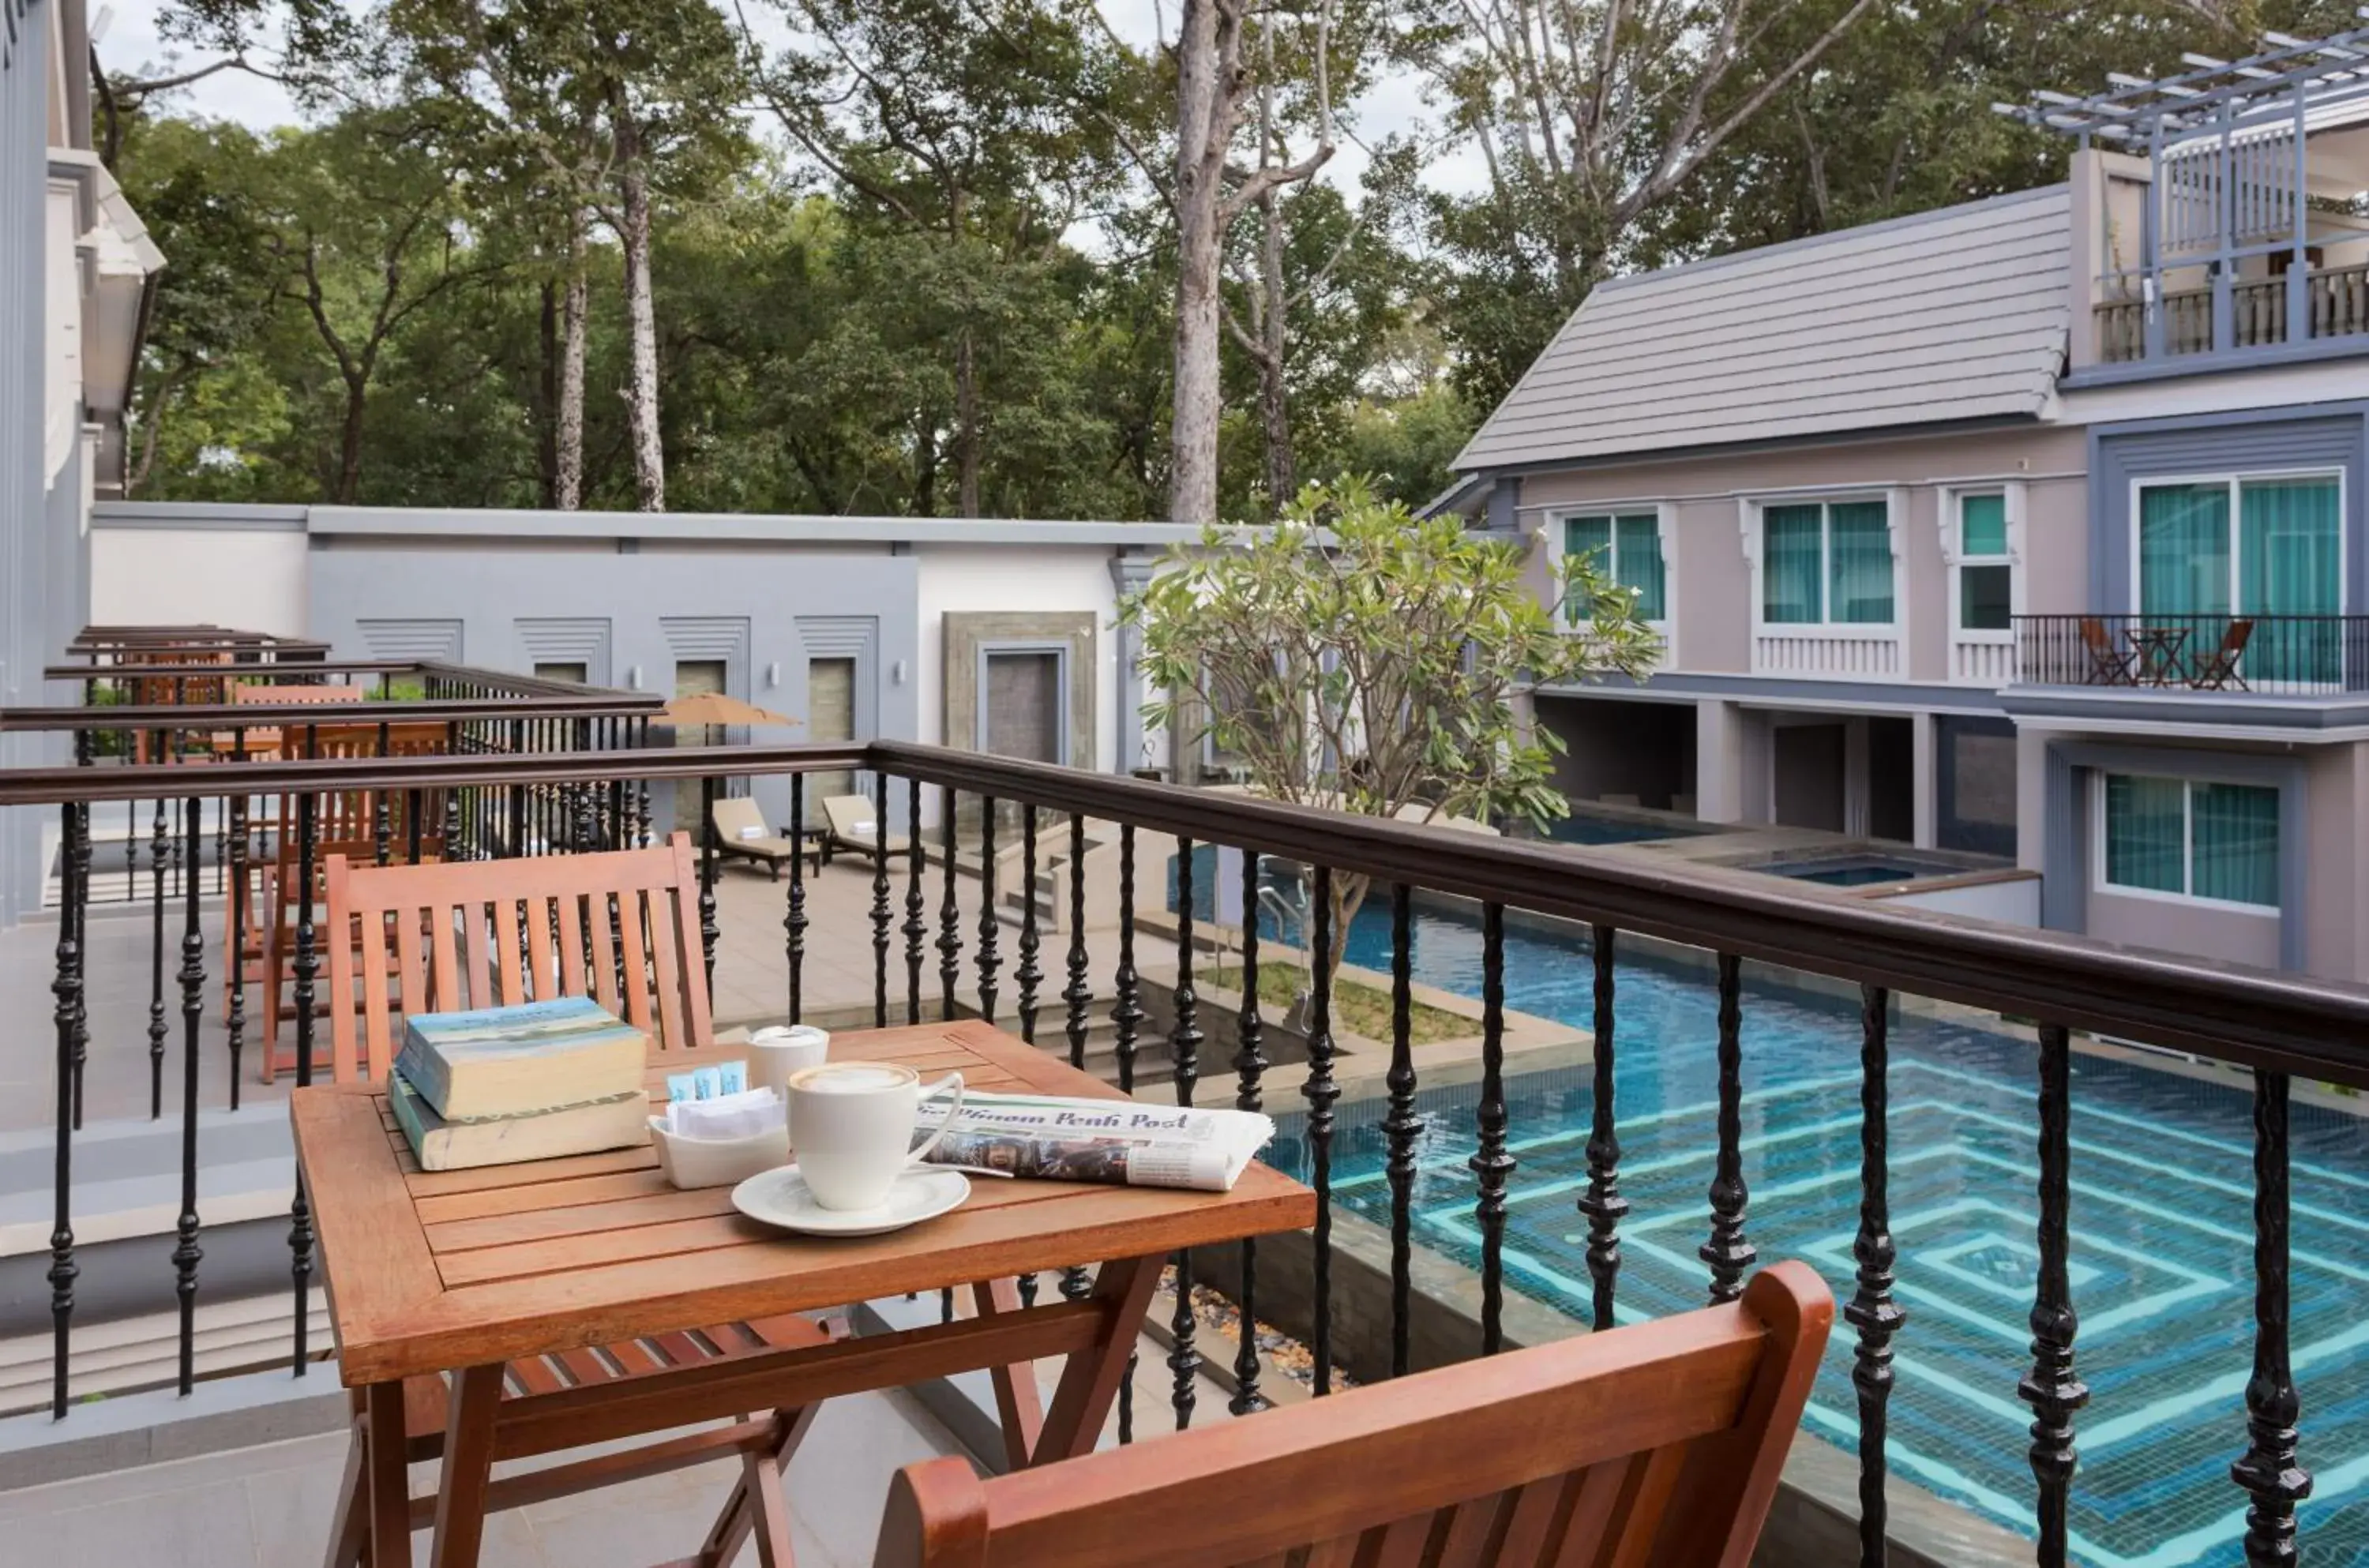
[
  {"xmin": 787, "ymin": 1062, "xmax": 965, "ymax": 1211},
  {"xmin": 749, "ymin": 1025, "xmax": 829, "ymax": 1097}
]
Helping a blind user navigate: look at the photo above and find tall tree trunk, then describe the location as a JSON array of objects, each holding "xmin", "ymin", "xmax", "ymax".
[
  {"xmin": 556, "ymin": 216, "xmax": 589, "ymax": 510},
  {"xmin": 1169, "ymin": 0, "xmax": 1233, "ymax": 528},
  {"xmin": 536, "ymin": 279, "xmax": 560, "ymax": 507},
  {"xmin": 955, "ymin": 327, "xmax": 982, "ymax": 518},
  {"xmin": 614, "ymin": 108, "xmax": 665, "ymax": 512},
  {"xmin": 1254, "ymin": 45, "xmax": 1293, "ymax": 511},
  {"xmin": 334, "ymin": 373, "xmax": 367, "ymax": 505}
]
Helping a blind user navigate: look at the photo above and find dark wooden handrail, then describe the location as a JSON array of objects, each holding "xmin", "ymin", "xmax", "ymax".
[
  {"xmin": 5, "ymin": 738, "xmax": 2367, "ymax": 1079},
  {"xmin": 0, "ymin": 693, "xmax": 669, "ymax": 730}
]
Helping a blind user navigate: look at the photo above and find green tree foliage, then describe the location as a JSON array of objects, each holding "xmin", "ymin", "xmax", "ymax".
[
  {"xmin": 1123, "ymin": 477, "xmax": 1658, "ymax": 962},
  {"xmin": 110, "ymin": 0, "xmax": 2335, "ymax": 515}
]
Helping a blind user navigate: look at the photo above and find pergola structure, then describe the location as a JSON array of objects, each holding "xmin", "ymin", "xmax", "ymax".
[{"xmin": 1999, "ymin": 16, "xmax": 2369, "ymax": 360}]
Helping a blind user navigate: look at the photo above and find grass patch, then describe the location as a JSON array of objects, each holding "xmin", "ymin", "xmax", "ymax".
[{"xmin": 1202, "ymin": 964, "xmax": 1471, "ymax": 1045}]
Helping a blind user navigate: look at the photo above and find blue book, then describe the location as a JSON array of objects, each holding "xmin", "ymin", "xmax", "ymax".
[{"xmin": 396, "ymin": 996, "xmax": 648, "ymax": 1120}]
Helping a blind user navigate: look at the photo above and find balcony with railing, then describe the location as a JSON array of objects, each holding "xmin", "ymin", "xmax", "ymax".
[
  {"xmin": 2014, "ymin": 612, "xmax": 2369, "ymax": 696},
  {"xmin": 4, "ymin": 628, "xmax": 2368, "ymax": 1566},
  {"xmin": 2095, "ymin": 262, "xmax": 2369, "ymax": 363},
  {"xmin": 2005, "ymin": 24, "xmax": 2369, "ymax": 378}
]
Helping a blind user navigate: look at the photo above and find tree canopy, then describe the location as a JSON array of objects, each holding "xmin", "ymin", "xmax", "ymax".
[{"xmin": 96, "ymin": 0, "xmax": 2314, "ymax": 518}]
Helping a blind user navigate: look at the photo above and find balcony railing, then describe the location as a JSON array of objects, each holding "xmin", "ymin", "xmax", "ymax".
[
  {"xmin": 2015, "ymin": 612, "xmax": 2369, "ymax": 695},
  {"xmin": 2095, "ymin": 262, "xmax": 2369, "ymax": 363},
  {"xmin": 5, "ymin": 721, "xmax": 2367, "ymax": 1564}
]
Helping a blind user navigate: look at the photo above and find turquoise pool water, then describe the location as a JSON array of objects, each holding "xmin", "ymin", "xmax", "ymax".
[{"xmin": 1248, "ymin": 897, "xmax": 2369, "ymax": 1568}]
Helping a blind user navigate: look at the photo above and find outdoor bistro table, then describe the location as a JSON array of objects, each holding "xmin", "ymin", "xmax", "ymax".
[
  {"xmin": 289, "ymin": 1018, "xmax": 1316, "ymax": 1568},
  {"xmin": 2126, "ymin": 624, "xmax": 2191, "ymax": 687}
]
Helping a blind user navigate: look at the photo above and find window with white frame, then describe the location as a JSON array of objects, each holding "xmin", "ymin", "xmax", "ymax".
[
  {"xmin": 1954, "ymin": 491, "xmax": 2013, "ymax": 632},
  {"xmin": 1759, "ymin": 498, "xmax": 1893, "ymax": 625},
  {"xmin": 2097, "ymin": 772, "xmax": 2279, "ymax": 910},
  {"xmin": 1561, "ymin": 512, "xmax": 1666, "ymax": 622}
]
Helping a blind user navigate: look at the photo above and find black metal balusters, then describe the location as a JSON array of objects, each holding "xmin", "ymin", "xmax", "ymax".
[
  {"xmin": 227, "ymin": 780, "xmax": 248, "ymax": 1108},
  {"xmin": 786, "ymin": 775, "xmax": 806, "ymax": 1026},
  {"xmin": 1016, "ymin": 807, "xmax": 1042, "ymax": 1044},
  {"xmin": 289, "ymin": 792, "xmax": 318, "ymax": 1375},
  {"xmin": 2022, "ymin": 1024, "xmax": 2086, "ymax": 1568},
  {"xmin": 1305, "ymin": 865, "xmax": 1338, "ymax": 1396},
  {"xmin": 148, "ymin": 793, "xmax": 169, "ymax": 1122},
  {"xmin": 1064, "ymin": 813, "xmax": 1090, "ymax": 1070},
  {"xmin": 50, "ymin": 803, "xmax": 82, "ymax": 1419},
  {"xmin": 2233, "ymin": 1068, "xmax": 2311, "ymax": 1565},
  {"xmin": 1230, "ymin": 848, "xmax": 1267, "ymax": 1414},
  {"xmin": 698, "ymin": 776, "xmax": 719, "ymax": 994},
  {"xmin": 1059, "ymin": 815, "xmax": 1094, "ymax": 1311},
  {"xmin": 1578, "ymin": 925, "xmax": 1627, "ymax": 1332},
  {"xmin": 1702, "ymin": 953, "xmax": 1754, "ymax": 1304},
  {"xmin": 1383, "ymin": 883, "xmax": 1421, "ymax": 1379},
  {"xmin": 1848, "ymin": 985, "xmax": 1904, "ymax": 1567},
  {"xmin": 976, "ymin": 800, "xmax": 1000, "ymax": 1022},
  {"xmin": 1473, "ymin": 902, "xmax": 1513, "ymax": 1356},
  {"xmin": 175, "ymin": 796, "xmax": 206, "ymax": 1395},
  {"xmin": 938, "ymin": 804, "xmax": 961, "ymax": 1018},
  {"xmin": 1113, "ymin": 825, "xmax": 1141, "ymax": 1445},
  {"xmin": 374, "ymin": 722, "xmax": 392, "ymax": 865},
  {"xmin": 1113, "ymin": 826, "xmax": 1142, "ymax": 1092},
  {"xmin": 905, "ymin": 778, "xmax": 926, "ymax": 1023},
  {"xmin": 872, "ymin": 773, "xmax": 893, "ymax": 1030},
  {"xmin": 1168, "ymin": 836, "xmax": 1200, "ymax": 1431}
]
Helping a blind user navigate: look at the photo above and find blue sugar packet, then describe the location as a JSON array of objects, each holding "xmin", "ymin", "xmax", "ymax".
[
  {"xmin": 665, "ymin": 1071, "xmax": 696, "ymax": 1103},
  {"xmin": 717, "ymin": 1060, "xmax": 748, "ymax": 1095},
  {"xmin": 692, "ymin": 1065, "xmax": 723, "ymax": 1100}
]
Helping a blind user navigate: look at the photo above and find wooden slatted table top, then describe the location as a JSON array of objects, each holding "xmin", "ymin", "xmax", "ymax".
[{"xmin": 291, "ymin": 1019, "xmax": 1315, "ymax": 1386}]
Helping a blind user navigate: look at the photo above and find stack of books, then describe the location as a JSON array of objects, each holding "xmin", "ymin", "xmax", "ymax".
[{"xmin": 390, "ymin": 996, "xmax": 653, "ymax": 1171}]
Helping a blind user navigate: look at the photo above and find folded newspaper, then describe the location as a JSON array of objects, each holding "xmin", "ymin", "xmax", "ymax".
[{"xmin": 909, "ymin": 1091, "xmax": 1275, "ymax": 1192}]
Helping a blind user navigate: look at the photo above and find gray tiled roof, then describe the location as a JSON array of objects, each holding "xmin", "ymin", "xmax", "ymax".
[{"xmin": 1454, "ymin": 185, "xmax": 2071, "ymax": 471}]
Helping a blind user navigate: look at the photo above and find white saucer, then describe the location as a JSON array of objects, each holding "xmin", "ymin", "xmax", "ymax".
[{"xmin": 730, "ymin": 1165, "xmax": 971, "ymax": 1237}]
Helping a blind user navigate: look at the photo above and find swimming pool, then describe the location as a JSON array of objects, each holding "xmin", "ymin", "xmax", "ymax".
[
  {"xmin": 1755, "ymin": 853, "xmax": 1961, "ymax": 887},
  {"xmin": 1254, "ymin": 899, "xmax": 2369, "ymax": 1567},
  {"xmin": 1543, "ymin": 811, "xmax": 1710, "ymax": 847}
]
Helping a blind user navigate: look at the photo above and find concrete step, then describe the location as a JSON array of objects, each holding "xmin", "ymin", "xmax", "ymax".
[{"xmin": 0, "ymin": 1287, "xmax": 328, "ymax": 1418}]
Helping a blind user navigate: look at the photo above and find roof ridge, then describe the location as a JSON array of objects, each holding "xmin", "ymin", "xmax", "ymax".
[{"xmin": 1590, "ymin": 183, "xmax": 2069, "ymax": 300}]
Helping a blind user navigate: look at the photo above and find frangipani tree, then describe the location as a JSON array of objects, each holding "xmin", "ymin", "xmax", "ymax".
[{"xmin": 1121, "ymin": 477, "xmax": 1658, "ymax": 972}]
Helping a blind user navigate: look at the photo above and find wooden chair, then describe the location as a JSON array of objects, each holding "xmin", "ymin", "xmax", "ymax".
[
  {"xmin": 878, "ymin": 1262, "xmax": 1832, "ymax": 1568},
  {"xmin": 321, "ymin": 835, "xmax": 828, "ymax": 1568},
  {"xmin": 250, "ymin": 721, "xmax": 452, "ymax": 1078},
  {"xmin": 2192, "ymin": 617, "xmax": 2254, "ymax": 691},
  {"xmin": 2079, "ymin": 617, "xmax": 2138, "ymax": 685}
]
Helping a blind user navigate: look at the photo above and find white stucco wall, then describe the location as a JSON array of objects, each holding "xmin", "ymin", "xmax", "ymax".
[
  {"xmin": 912, "ymin": 543, "xmax": 1123, "ymax": 775},
  {"xmin": 90, "ymin": 525, "xmax": 309, "ymax": 635}
]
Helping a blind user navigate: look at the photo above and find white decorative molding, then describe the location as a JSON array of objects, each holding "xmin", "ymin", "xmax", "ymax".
[
  {"xmin": 516, "ymin": 617, "xmax": 611, "ymax": 685},
  {"xmin": 1937, "ymin": 480, "xmax": 2025, "ymax": 687},
  {"xmin": 357, "ymin": 617, "xmax": 462, "ymax": 662},
  {"xmin": 1542, "ymin": 504, "xmax": 1676, "ymax": 672},
  {"xmin": 1738, "ymin": 490, "xmax": 1907, "ymax": 683}
]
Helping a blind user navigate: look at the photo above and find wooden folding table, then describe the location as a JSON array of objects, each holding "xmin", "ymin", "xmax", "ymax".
[{"xmin": 291, "ymin": 1018, "xmax": 1315, "ymax": 1568}]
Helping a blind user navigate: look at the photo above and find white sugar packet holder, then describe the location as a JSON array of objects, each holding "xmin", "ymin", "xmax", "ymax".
[{"xmin": 651, "ymin": 1086, "xmax": 790, "ymax": 1189}]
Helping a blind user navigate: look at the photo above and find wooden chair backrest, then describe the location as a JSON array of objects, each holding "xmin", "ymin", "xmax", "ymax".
[
  {"xmin": 262, "ymin": 722, "xmax": 452, "ymax": 872},
  {"xmin": 2221, "ymin": 617, "xmax": 2255, "ymax": 656},
  {"xmin": 879, "ymin": 1263, "xmax": 1833, "ymax": 1568},
  {"xmin": 322, "ymin": 833, "xmax": 712, "ymax": 1083},
  {"xmin": 232, "ymin": 683, "xmax": 366, "ymax": 707},
  {"xmin": 2078, "ymin": 616, "xmax": 2114, "ymax": 655}
]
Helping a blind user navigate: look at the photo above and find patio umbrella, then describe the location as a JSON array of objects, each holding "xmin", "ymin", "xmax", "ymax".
[{"xmin": 657, "ymin": 692, "xmax": 799, "ymax": 729}]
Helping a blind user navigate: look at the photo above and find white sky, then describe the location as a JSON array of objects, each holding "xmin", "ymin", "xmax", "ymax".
[{"xmin": 92, "ymin": 0, "xmax": 1492, "ymax": 201}]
